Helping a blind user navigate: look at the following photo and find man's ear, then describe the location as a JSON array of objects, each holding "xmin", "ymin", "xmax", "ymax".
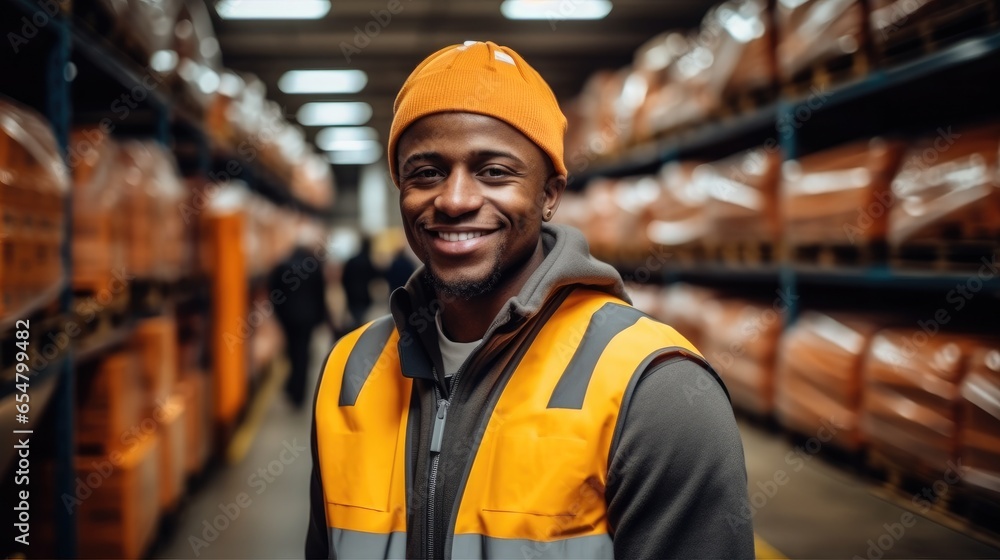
[{"xmin": 541, "ymin": 173, "xmax": 567, "ymax": 221}]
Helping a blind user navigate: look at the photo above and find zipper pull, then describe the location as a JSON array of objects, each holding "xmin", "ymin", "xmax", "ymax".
[{"xmin": 430, "ymin": 399, "xmax": 449, "ymax": 454}]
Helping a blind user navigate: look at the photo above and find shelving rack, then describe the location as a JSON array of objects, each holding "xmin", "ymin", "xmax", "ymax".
[
  {"xmin": 0, "ymin": 1, "xmax": 334, "ymax": 557},
  {"xmin": 572, "ymin": 28, "xmax": 1000, "ymax": 324}
]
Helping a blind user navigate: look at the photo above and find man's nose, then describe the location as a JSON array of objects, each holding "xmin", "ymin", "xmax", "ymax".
[{"xmin": 434, "ymin": 170, "xmax": 484, "ymax": 217}]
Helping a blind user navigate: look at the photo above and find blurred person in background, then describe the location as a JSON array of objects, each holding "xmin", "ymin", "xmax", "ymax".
[
  {"xmin": 307, "ymin": 41, "xmax": 753, "ymax": 559},
  {"xmin": 269, "ymin": 222, "xmax": 334, "ymax": 410},
  {"xmin": 341, "ymin": 235, "xmax": 379, "ymax": 330},
  {"xmin": 385, "ymin": 244, "xmax": 419, "ymax": 293}
]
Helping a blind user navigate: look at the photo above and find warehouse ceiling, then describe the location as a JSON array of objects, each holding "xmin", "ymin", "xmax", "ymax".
[{"xmin": 209, "ymin": 0, "xmax": 718, "ymax": 194}]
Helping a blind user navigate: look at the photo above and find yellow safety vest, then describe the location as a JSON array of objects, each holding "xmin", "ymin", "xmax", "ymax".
[{"xmin": 315, "ymin": 289, "xmax": 704, "ymax": 559}]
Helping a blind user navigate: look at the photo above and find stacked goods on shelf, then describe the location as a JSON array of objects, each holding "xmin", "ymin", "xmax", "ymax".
[
  {"xmin": 775, "ymin": 312, "xmax": 881, "ymax": 451},
  {"xmin": 677, "ymin": 0, "xmax": 776, "ymax": 108},
  {"xmin": 887, "ymin": 123, "xmax": 1000, "ymax": 245},
  {"xmin": 133, "ymin": 316, "xmax": 184, "ymax": 512},
  {"xmin": 117, "ymin": 140, "xmax": 189, "ymax": 281},
  {"xmin": 76, "ymin": 432, "xmax": 159, "ymax": 559},
  {"xmin": 70, "ymin": 127, "xmax": 128, "ymax": 298},
  {"xmin": 646, "ymin": 161, "xmax": 709, "ymax": 249},
  {"xmin": 659, "ymin": 283, "xmax": 719, "ymax": 352},
  {"xmin": 624, "ymin": 282, "xmax": 665, "ymax": 319},
  {"xmin": 870, "ymin": 0, "xmax": 999, "ymax": 62},
  {"xmin": 292, "ymin": 151, "xmax": 337, "ymax": 210},
  {"xmin": 861, "ymin": 329, "xmax": 985, "ymax": 475},
  {"xmin": 176, "ymin": 312, "xmax": 212, "ymax": 476},
  {"xmin": 74, "ymin": 0, "xmax": 178, "ymax": 66},
  {"xmin": 628, "ymin": 32, "xmax": 687, "ymax": 144},
  {"xmin": 207, "ymin": 72, "xmax": 336, "ymax": 208},
  {"xmin": 701, "ymin": 297, "xmax": 783, "ymax": 416},
  {"xmin": 76, "ymin": 351, "xmax": 145, "ymax": 454},
  {"xmin": 695, "ymin": 147, "xmax": 783, "ymax": 246},
  {"xmin": 781, "ymin": 137, "xmax": 906, "ymax": 248},
  {"xmin": 628, "ymin": 32, "xmax": 691, "ymax": 144},
  {"xmin": 959, "ymin": 345, "xmax": 1000, "ymax": 499},
  {"xmin": 75, "ymin": 350, "xmax": 160, "ymax": 559},
  {"xmin": 244, "ymin": 196, "xmax": 300, "ymax": 278},
  {"xmin": 775, "ymin": 0, "xmax": 869, "ymax": 86},
  {"xmin": 170, "ymin": 0, "xmax": 223, "ymax": 118},
  {"xmin": 563, "ymin": 70, "xmax": 627, "ymax": 163},
  {"xmin": 579, "ymin": 176, "xmax": 661, "ymax": 262},
  {"xmin": 563, "ymin": 0, "xmax": 777, "ymax": 161},
  {"xmin": 549, "ymin": 190, "xmax": 589, "ymax": 235},
  {"xmin": 0, "ymin": 98, "xmax": 68, "ymax": 321},
  {"xmin": 176, "ymin": 367, "xmax": 212, "ymax": 476}
]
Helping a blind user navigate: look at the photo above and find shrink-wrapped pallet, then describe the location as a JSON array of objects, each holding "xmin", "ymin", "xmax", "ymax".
[
  {"xmin": 776, "ymin": 0, "xmax": 868, "ymax": 81},
  {"xmin": 888, "ymin": 123, "xmax": 1000, "ymax": 244},
  {"xmin": 862, "ymin": 329, "xmax": 984, "ymax": 472},
  {"xmin": 782, "ymin": 138, "xmax": 905, "ymax": 245},
  {"xmin": 659, "ymin": 283, "xmax": 719, "ymax": 352},
  {"xmin": 959, "ymin": 346, "xmax": 1000, "ymax": 497},
  {"xmin": 695, "ymin": 147, "xmax": 782, "ymax": 244},
  {"xmin": 76, "ymin": 350, "xmax": 145, "ymax": 454},
  {"xmin": 0, "ymin": 98, "xmax": 68, "ymax": 320},
  {"xmin": 583, "ymin": 176, "xmax": 660, "ymax": 262},
  {"xmin": 870, "ymin": 0, "xmax": 993, "ymax": 49},
  {"xmin": 776, "ymin": 312, "xmax": 881, "ymax": 451},
  {"xmin": 646, "ymin": 161, "xmax": 710, "ymax": 248},
  {"xmin": 70, "ymin": 127, "xmax": 128, "ymax": 295},
  {"xmin": 702, "ymin": 298, "xmax": 783, "ymax": 415},
  {"xmin": 630, "ymin": 32, "xmax": 688, "ymax": 143},
  {"xmin": 77, "ymin": 433, "xmax": 160, "ymax": 559}
]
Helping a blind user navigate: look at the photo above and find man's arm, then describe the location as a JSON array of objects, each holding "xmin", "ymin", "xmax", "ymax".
[{"xmin": 606, "ymin": 358, "xmax": 754, "ymax": 560}]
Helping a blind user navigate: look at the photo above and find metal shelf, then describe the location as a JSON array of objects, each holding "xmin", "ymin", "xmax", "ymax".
[
  {"xmin": 571, "ymin": 29, "xmax": 1000, "ymax": 182},
  {"xmin": 0, "ymin": 277, "xmax": 66, "ymax": 332}
]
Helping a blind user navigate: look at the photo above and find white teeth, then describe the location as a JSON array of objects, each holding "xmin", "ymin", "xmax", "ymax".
[{"xmin": 438, "ymin": 231, "xmax": 485, "ymax": 242}]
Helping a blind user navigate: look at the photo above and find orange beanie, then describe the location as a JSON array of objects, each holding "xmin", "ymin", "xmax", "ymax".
[{"xmin": 388, "ymin": 41, "xmax": 567, "ymax": 185}]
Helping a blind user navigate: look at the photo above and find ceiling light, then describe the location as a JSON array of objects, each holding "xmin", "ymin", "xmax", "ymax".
[
  {"xmin": 216, "ymin": 0, "xmax": 330, "ymax": 20},
  {"xmin": 297, "ymin": 102, "xmax": 372, "ymax": 126},
  {"xmin": 327, "ymin": 141, "xmax": 383, "ymax": 165},
  {"xmin": 315, "ymin": 126, "xmax": 378, "ymax": 150},
  {"xmin": 500, "ymin": 0, "xmax": 612, "ymax": 20},
  {"xmin": 279, "ymin": 70, "xmax": 368, "ymax": 94}
]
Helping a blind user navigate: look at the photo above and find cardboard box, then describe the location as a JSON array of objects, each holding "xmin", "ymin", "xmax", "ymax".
[
  {"xmin": 76, "ymin": 433, "xmax": 160, "ymax": 559},
  {"xmin": 77, "ymin": 351, "xmax": 144, "ymax": 454}
]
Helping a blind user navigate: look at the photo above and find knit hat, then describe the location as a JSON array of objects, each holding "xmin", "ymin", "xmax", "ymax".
[{"xmin": 388, "ymin": 41, "xmax": 567, "ymax": 185}]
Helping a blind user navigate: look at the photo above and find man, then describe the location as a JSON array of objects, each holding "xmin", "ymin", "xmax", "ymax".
[
  {"xmin": 270, "ymin": 225, "xmax": 335, "ymax": 410},
  {"xmin": 307, "ymin": 41, "xmax": 753, "ymax": 559}
]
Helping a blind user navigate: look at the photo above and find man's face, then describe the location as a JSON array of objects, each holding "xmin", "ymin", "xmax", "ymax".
[{"xmin": 396, "ymin": 113, "xmax": 562, "ymax": 299}]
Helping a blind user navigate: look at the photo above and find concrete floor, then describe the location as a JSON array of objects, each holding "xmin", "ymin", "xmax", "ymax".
[{"xmin": 151, "ymin": 329, "xmax": 1000, "ymax": 560}]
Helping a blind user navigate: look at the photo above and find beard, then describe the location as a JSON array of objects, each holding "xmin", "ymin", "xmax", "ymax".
[
  {"xmin": 425, "ymin": 261, "xmax": 502, "ymax": 300},
  {"xmin": 423, "ymin": 236, "xmax": 507, "ymax": 301}
]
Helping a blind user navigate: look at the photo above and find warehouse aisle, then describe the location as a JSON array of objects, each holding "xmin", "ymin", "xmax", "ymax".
[{"xmin": 152, "ymin": 330, "xmax": 329, "ymax": 560}]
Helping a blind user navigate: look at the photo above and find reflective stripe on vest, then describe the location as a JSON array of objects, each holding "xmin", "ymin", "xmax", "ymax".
[{"xmin": 315, "ymin": 290, "xmax": 703, "ymax": 559}]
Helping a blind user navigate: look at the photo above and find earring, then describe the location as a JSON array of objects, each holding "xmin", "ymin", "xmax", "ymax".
[{"xmin": 544, "ymin": 209, "xmax": 552, "ymax": 220}]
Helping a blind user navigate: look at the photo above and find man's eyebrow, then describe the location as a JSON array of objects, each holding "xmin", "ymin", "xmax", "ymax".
[
  {"xmin": 401, "ymin": 152, "xmax": 440, "ymax": 168},
  {"xmin": 474, "ymin": 150, "xmax": 525, "ymax": 165}
]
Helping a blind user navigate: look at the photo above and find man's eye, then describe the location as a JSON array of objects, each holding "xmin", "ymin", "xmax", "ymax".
[
  {"xmin": 483, "ymin": 167, "xmax": 508, "ymax": 178},
  {"xmin": 408, "ymin": 168, "xmax": 441, "ymax": 179}
]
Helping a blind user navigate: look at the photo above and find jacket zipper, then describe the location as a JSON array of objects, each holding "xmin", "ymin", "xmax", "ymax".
[
  {"xmin": 428, "ymin": 379, "xmax": 447, "ymax": 560},
  {"xmin": 426, "ymin": 336, "xmax": 488, "ymax": 559}
]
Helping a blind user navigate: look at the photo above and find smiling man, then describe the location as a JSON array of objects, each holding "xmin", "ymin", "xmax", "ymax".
[{"xmin": 306, "ymin": 41, "xmax": 754, "ymax": 560}]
